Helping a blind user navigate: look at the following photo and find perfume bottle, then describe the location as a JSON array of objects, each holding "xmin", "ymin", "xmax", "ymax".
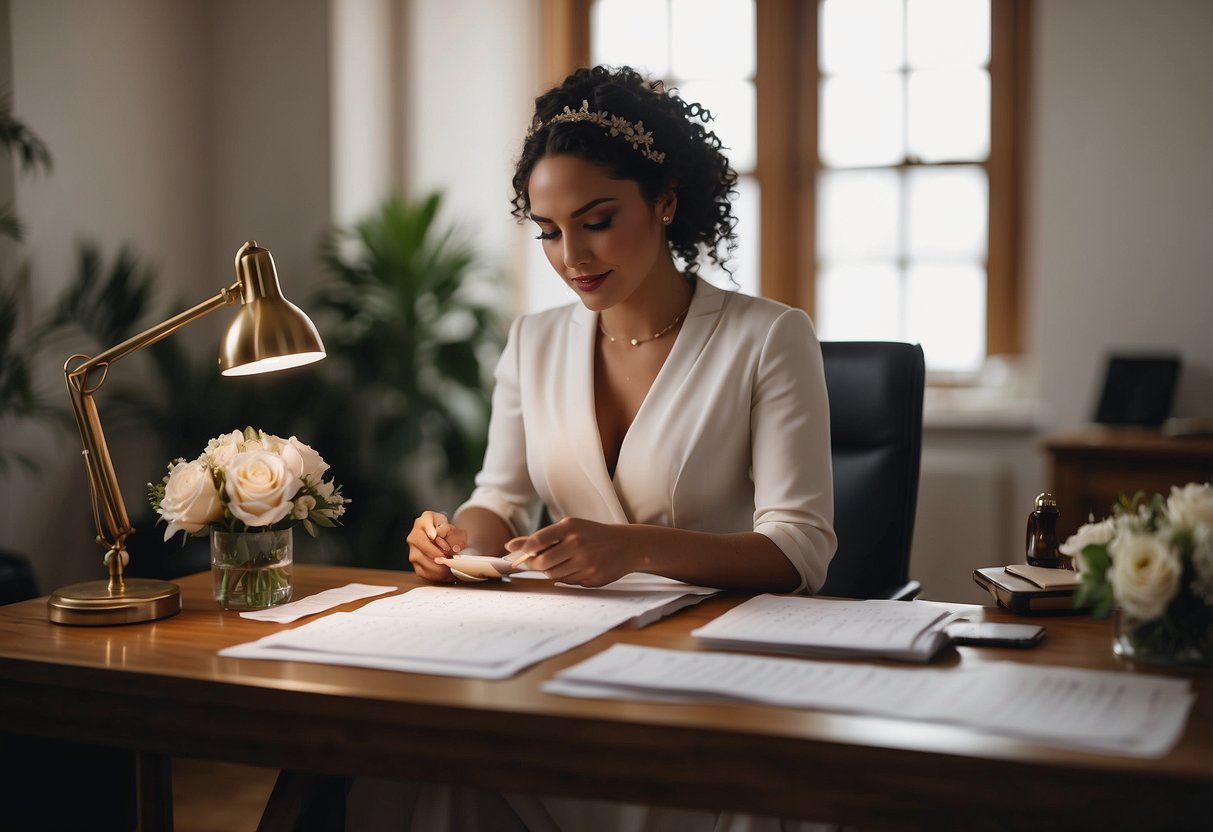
[{"xmin": 1026, "ymin": 492, "xmax": 1062, "ymax": 568}]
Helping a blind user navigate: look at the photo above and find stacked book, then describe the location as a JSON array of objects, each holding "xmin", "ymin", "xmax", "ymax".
[{"xmin": 972, "ymin": 564, "xmax": 1085, "ymax": 614}]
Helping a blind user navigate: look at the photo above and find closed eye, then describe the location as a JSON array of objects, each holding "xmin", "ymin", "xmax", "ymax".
[{"xmin": 534, "ymin": 217, "xmax": 612, "ymax": 240}]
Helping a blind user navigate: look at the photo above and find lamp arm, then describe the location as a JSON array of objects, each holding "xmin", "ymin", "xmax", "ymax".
[
  {"xmin": 68, "ymin": 280, "xmax": 242, "ymax": 376},
  {"xmin": 64, "ymin": 280, "xmax": 242, "ymax": 589}
]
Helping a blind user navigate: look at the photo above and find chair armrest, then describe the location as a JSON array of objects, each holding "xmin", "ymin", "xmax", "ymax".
[{"xmin": 885, "ymin": 579, "xmax": 922, "ymax": 602}]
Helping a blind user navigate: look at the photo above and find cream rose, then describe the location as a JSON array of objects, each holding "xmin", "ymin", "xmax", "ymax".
[
  {"xmin": 1060, "ymin": 517, "xmax": 1117, "ymax": 560},
  {"xmin": 157, "ymin": 459, "xmax": 223, "ymax": 540},
  {"xmin": 1108, "ymin": 531, "xmax": 1182, "ymax": 621},
  {"xmin": 280, "ymin": 436, "xmax": 329, "ymax": 484},
  {"xmin": 223, "ymin": 450, "xmax": 300, "ymax": 528},
  {"xmin": 1166, "ymin": 482, "xmax": 1213, "ymax": 532},
  {"xmin": 291, "ymin": 494, "xmax": 317, "ymax": 520},
  {"xmin": 204, "ymin": 430, "xmax": 246, "ymax": 470}
]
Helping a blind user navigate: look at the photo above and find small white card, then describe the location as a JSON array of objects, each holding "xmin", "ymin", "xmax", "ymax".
[
  {"xmin": 435, "ymin": 554, "xmax": 522, "ymax": 581},
  {"xmin": 238, "ymin": 583, "xmax": 398, "ymax": 623}
]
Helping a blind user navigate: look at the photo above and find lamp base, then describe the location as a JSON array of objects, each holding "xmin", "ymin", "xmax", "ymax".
[{"xmin": 47, "ymin": 578, "xmax": 181, "ymax": 626}]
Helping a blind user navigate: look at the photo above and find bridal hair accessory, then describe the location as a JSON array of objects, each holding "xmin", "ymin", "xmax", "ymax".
[
  {"xmin": 527, "ymin": 100, "xmax": 666, "ymax": 164},
  {"xmin": 599, "ymin": 301, "xmax": 691, "ymax": 347}
]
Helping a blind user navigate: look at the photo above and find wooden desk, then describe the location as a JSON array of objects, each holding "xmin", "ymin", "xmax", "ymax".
[
  {"xmin": 0, "ymin": 566, "xmax": 1209, "ymax": 830},
  {"xmin": 1043, "ymin": 427, "xmax": 1213, "ymax": 539}
]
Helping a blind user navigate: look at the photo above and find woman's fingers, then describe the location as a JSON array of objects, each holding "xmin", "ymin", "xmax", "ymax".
[
  {"xmin": 409, "ymin": 511, "xmax": 456, "ymax": 582},
  {"xmin": 422, "ymin": 512, "xmax": 453, "ymax": 553},
  {"xmin": 505, "ymin": 534, "xmax": 563, "ymax": 572}
]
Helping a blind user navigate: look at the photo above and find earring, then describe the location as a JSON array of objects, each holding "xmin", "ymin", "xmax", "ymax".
[{"xmin": 662, "ymin": 216, "xmax": 671, "ymax": 225}]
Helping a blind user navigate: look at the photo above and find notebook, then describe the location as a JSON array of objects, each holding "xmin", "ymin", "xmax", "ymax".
[{"xmin": 690, "ymin": 595, "xmax": 958, "ymax": 662}]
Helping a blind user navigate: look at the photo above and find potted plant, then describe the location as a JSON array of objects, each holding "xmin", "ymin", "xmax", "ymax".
[
  {"xmin": 312, "ymin": 193, "xmax": 506, "ymax": 567},
  {"xmin": 0, "ymin": 99, "xmax": 54, "ymax": 475}
]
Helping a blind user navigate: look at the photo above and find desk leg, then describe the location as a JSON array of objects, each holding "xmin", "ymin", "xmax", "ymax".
[
  {"xmin": 258, "ymin": 771, "xmax": 348, "ymax": 832},
  {"xmin": 136, "ymin": 751, "xmax": 173, "ymax": 831}
]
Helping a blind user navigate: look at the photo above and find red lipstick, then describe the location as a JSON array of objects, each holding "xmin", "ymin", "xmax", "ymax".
[{"xmin": 570, "ymin": 271, "xmax": 610, "ymax": 292}]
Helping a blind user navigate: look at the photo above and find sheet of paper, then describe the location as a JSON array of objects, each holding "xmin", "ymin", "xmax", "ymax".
[
  {"xmin": 238, "ymin": 583, "xmax": 397, "ymax": 623},
  {"xmin": 691, "ymin": 595, "xmax": 957, "ymax": 661},
  {"xmin": 221, "ymin": 582, "xmax": 717, "ymax": 679},
  {"xmin": 544, "ymin": 644, "xmax": 1194, "ymax": 758}
]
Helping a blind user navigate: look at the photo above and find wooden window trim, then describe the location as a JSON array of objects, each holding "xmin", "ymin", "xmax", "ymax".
[
  {"xmin": 987, "ymin": 0, "xmax": 1030, "ymax": 356},
  {"xmin": 543, "ymin": 0, "xmax": 1029, "ymax": 361},
  {"xmin": 540, "ymin": 0, "xmax": 591, "ymax": 89}
]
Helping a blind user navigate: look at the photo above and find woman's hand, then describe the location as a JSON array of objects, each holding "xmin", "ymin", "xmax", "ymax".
[
  {"xmin": 505, "ymin": 517, "xmax": 638, "ymax": 587},
  {"xmin": 407, "ymin": 511, "xmax": 468, "ymax": 582}
]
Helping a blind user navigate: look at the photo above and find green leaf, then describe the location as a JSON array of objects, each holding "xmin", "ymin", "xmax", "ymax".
[{"xmin": 0, "ymin": 98, "xmax": 53, "ymax": 175}]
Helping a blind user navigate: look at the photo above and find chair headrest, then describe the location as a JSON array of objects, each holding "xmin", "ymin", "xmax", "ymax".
[{"xmin": 821, "ymin": 341, "xmax": 925, "ymax": 448}]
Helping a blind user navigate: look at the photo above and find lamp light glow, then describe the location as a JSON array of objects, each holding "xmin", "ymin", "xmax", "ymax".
[
  {"xmin": 219, "ymin": 242, "xmax": 326, "ymax": 376},
  {"xmin": 48, "ymin": 241, "xmax": 326, "ymax": 626}
]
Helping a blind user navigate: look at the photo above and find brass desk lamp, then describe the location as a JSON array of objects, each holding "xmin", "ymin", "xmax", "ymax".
[{"xmin": 48, "ymin": 241, "xmax": 326, "ymax": 625}]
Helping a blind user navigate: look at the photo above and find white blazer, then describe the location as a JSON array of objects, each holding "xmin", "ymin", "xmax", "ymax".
[{"xmin": 458, "ymin": 276, "xmax": 837, "ymax": 592}]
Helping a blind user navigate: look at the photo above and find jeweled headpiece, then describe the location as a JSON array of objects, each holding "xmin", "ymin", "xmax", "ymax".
[{"xmin": 525, "ymin": 100, "xmax": 666, "ymax": 164}]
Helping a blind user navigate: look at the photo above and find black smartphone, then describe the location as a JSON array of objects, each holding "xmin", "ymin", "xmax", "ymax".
[{"xmin": 946, "ymin": 622, "xmax": 1046, "ymax": 648}]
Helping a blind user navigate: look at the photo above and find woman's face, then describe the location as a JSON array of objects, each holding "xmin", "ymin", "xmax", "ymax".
[{"xmin": 526, "ymin": 154, "xmax": 672, "ymax": 311}]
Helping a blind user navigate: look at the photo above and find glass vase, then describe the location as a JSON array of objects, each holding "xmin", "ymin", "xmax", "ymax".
[
  {"xmin": 1113, "ymin": 607, "xmax": 1213, "ymax": 667},
  {"xmin": 210, "ymin": 528, "xmax": 293, "ymax": 610}
]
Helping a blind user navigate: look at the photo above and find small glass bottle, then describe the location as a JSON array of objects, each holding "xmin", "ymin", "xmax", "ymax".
[{"xmin": 1026, "ymin": 492, "xmax": 1062, "ymax": 568}]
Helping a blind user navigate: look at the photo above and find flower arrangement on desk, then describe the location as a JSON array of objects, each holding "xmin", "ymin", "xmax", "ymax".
[
  {"xmin": 148, "ymin": 427, "xmax": 347, "ymax": 608},
  {"xmin": 1063, "ymin": 481, "xmax": 1213, "ymax": 665}
]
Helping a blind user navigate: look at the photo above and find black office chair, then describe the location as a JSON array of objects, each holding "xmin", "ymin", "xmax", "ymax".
[
  {"xmin": 0, "ymin": 547, "xmax": 39, "ymax": 606},
  {"xmin": 817, "ymin": 341, "xmax": 925, "ymax": 601}
]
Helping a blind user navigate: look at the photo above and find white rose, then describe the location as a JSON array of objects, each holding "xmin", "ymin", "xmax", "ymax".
[
  {"xmin": 256, "ymin": 431, "xmax": 287, "ymax": 452},
  {"xmin": 292, "ymin": 494, "xmax": 316, "ymax": 520},
  {"xmin": 204, "ymin": 430, "xmax": 245, "ymax": 469},
  {"xmin": 158, "ymin": 459, "xmax": 223, "ymax": 541},
  {"xmin": 1166, "ymin": 482, "xmax": 1213, "ymax": 532},
  {"xmin": 1108, "ymin": 531, "xmax": 1182, "ymax": 621},
  {"xmin": 280, "ymin": 436, "xmax": 329, "ymax": 484},
  {"xmin": 223, "ymin": 450, "xmax": 300, "ymax": 528},
  {"xmin": 1060, "ymin": 517, "xmax": 1117, "ymax": 558}
]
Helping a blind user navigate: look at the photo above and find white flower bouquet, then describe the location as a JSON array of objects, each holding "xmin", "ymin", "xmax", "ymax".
[
  {"xmin": 1063, "ymin": 481, "xmax": 1213, "ymax": 664},
  {"xmin": 149, "ymin": 427, "xmax": 347, "ymax": 607}
]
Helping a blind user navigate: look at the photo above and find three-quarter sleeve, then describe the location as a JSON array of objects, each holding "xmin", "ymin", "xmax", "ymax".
[
  {"xmin": 455, "ymin": 316, "xmax": 540, "ymax": 537},
  {"xmin": 750, "ymin": 308, "xmax": 837, "ymax": 593}
]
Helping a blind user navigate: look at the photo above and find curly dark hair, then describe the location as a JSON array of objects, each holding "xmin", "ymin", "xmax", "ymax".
[{"xmin": 512, "ymin": 65, "xmax": 739, "ymax": 277}]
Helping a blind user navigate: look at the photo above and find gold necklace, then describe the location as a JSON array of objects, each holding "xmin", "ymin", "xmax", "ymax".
[{"xmin": 598, "ymin": 302, "xmax": 692, "ymax": 347}]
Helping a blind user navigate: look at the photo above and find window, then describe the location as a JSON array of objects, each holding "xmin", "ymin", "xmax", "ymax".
[
  {"xmin": 541, "ymin": 0, "xmax": 1027, "ymax": 375},
  {"xmin": 590, "ymin": 0, "xmax": 761, "ymax": 296}
]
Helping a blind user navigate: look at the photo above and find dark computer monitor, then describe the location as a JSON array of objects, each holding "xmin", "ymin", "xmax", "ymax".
[{"xmin": 1093, "ymin": 353, "xmax": 1182, "ymax": 427}]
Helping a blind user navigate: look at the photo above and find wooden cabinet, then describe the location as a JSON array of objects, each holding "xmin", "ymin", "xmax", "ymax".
[{"xmin": 1042, "ymin": 428, "xmax": 1213, "ymax": 540}]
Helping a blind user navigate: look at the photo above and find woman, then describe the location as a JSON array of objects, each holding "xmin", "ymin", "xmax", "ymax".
[
  {"xmin": 364, "ymin": 63, "xmax": 839, "ymax": 832},
  {"xmin": 407, "ymin": 65, "xmax": 836, "ymax": 596}
]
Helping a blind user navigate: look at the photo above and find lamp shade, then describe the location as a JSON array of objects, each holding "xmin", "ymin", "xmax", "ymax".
[{"xmin": 220, "ymin": 241, "xmax": 326, "ymax": 376}]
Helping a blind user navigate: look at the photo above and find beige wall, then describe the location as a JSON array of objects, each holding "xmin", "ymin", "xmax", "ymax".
[
  {"xmin": 3, "ymin": 0, "xmax": 333, "ymax": 590},
  {"xmin": 1028, "ymin": 0, "xmax": 1213, "ymax": 428}
]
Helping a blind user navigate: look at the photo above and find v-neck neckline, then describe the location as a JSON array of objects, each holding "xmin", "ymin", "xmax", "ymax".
[
  {"xmin": 563, "ymin": 276, "xmax": 725, "ymax": 520},
  {"xmin": 587, "ymin": 277, "xmax": 709, "ymax": 484},
  {"xmin": 595, "ymin": 327, "xmax": 679, "ymax": 480}
]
